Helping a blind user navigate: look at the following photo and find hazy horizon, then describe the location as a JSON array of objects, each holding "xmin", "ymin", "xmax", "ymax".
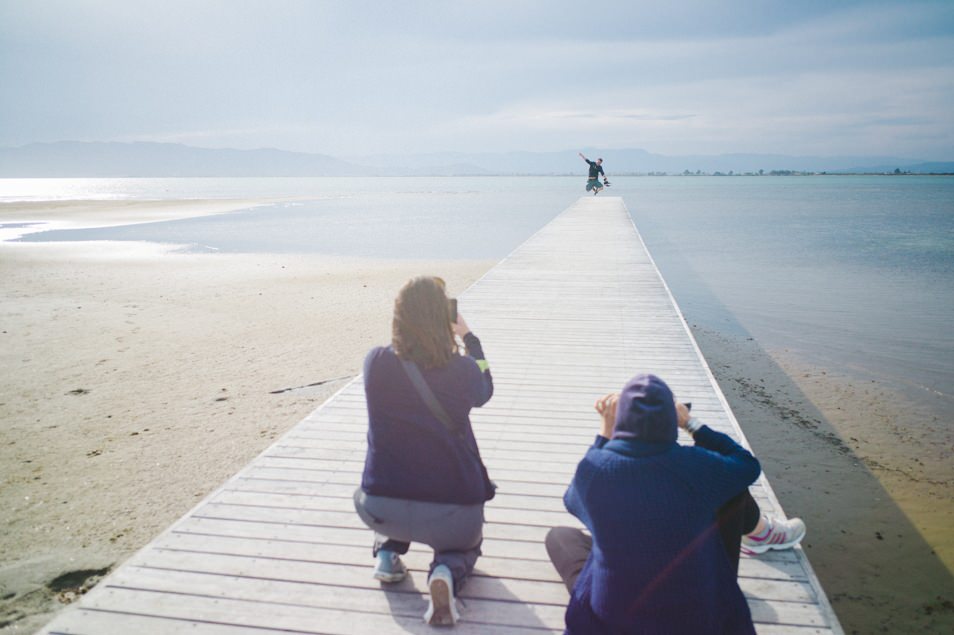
[{"xmin": 2, "ymin": 139, "xmax": 949, "ymax": 164}]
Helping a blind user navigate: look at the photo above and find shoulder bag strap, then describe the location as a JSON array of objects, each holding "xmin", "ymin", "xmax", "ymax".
[
  {"xmin": 399, "ymin": 357, "xmax": 497, "ymax": 500},
  {"xmin": 400, "ymin": 358, "xmax": 461, "ymax": 437}
]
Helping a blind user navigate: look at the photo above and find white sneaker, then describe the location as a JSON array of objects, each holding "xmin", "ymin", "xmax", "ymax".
[
  {"xmin": 423, "ymin": 564, "xmax": 459, "ymax": 626},
  {"xmin": 742, "ymin": 516, "xmax": 806, "ymax": 555}
]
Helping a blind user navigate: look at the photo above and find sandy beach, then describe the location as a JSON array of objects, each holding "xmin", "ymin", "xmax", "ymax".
[{"xmin": 0, "ymin": 199, "xmax": 495, "ymax": 632}]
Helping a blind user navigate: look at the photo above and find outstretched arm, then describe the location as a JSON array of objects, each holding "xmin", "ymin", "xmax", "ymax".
[{"xmin": 578, "ymin": 152, "xmax": 588, "ymax": 162}]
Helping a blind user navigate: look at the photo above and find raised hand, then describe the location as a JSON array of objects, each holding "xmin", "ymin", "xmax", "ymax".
[{"xmin": 595, "ymin": 393, "xmax": 619, "ymax": 439}]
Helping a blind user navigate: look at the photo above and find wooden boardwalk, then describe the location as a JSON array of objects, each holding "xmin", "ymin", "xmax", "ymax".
[{"xmin": 41, "ymin": 197, "xmax": 843, "ymax": 634}]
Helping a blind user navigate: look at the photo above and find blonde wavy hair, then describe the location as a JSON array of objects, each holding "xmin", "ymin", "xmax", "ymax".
[{"xmin": 392, "ymin": 276, "xmax": 457, "ymax": 369}]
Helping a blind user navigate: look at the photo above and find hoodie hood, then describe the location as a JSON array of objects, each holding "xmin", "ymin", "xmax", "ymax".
[{"xmin": 612, "ymin": 373, "xmax": 678, "ymax": 444}]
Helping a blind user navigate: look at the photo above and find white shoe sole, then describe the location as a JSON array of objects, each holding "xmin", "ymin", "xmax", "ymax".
[
  {"xmin": 373, "ymin": 570, "xmax": 406, "ymax": 583},
  {"xmin": 424, "ymin": 573, "xmax": 459, "ymax": 625}
]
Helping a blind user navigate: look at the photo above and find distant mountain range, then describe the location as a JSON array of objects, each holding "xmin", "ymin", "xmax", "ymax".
[{"xmin": 1, "ymin": 141, "xmax": 951, "ymax": 177}]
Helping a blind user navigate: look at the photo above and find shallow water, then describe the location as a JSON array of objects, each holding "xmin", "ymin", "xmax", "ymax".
[
  {"xmin": 625, "ymin": 176, "xmax": 954, "ymax": 405},
  {"xmin": 9, "ymin": 177, "xmax": 580, "ymax": 259}
]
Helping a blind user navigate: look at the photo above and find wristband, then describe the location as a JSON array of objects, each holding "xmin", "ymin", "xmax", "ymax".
[{"xmin": 686, "ymin": 417, "xmax": 702, "ymax": 434}]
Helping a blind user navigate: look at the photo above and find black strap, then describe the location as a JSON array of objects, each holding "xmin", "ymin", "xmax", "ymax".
[
  {"xmin": 399, "ymin": 357, "xmax": 497, "ymax": 501},
  {"xmin": 400, "ymin": 358, "xmax": 461, "ymax": 437}
]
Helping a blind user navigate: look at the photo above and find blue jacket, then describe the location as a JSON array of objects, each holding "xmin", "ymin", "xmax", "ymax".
[
  {"xmin": 563, "ymin": 426, "xmax": 761, "ymax": 634},
  {"xmin": 361, "ymin": 332, "xmax": 494, "ymax": 505}
]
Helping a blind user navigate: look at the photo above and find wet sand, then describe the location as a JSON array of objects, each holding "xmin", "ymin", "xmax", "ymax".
[
  {"xmin": 693, "ymin": 326, "xmax": 954, "ymax": 634},
  {"xmin": 0, "ymin": 200, "xmax": 494, "ymax": 632},
  {"xmin": 0, "ymin": 198, "xmax": 292, "ymax": 241}
]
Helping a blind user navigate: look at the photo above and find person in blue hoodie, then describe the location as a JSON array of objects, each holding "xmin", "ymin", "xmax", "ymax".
[{"xmin": 546, "ymin": 374, "xmax": 804, "ymax": 634}]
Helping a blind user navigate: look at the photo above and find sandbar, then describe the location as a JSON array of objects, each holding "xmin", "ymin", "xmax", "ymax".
[{"xmin": 0, "ymin": 198, "xmax": 302, "ymax": 242}]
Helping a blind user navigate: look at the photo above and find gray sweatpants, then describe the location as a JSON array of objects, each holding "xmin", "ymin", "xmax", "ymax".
[{"xmin": 353, "ymin": 488, "xmax": 484, "ymax": 592}]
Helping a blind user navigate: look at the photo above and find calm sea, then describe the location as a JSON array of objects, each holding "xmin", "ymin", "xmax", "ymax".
[{"xmin": 4, "ymin": 175, "xmax": 953, "ymax": 408}]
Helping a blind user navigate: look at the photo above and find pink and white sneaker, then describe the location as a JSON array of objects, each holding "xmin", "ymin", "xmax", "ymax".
[{"xmin": 742, "ymin": 516, "xmax": 806, "ymax": 555}]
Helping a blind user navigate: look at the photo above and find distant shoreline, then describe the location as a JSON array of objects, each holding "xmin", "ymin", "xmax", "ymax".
[
  {"xmin": 3, "ymin": 172, "xmax": 954, "ymax": 180},
  {"xmin": 3, "ymin": 141, "xmax": 952, "ymax": 179}
]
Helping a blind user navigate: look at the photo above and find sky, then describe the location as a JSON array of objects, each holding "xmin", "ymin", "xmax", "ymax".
[{"xmin": 1, "ymin": 0, "xmax": 953, "ymax": 159}]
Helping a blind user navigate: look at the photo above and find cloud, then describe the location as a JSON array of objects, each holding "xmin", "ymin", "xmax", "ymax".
[
  {"xmin": 0, "ymin": 1, "xmax": 952, "ymax": 157},
  {"xmin": 541, "ymin": 112, "xmax": 697, "ymax": 122}
]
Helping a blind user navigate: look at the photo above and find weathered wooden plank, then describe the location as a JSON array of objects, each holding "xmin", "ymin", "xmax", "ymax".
[
  {"xmin": 224, "ymin": 481, "xmax": 569, "ymax": 511},
  {"xmin": 65, "ymin": 588, "xmax": 562, "ymax": 634},
  {"xmin": 754, "ymin": 626, "xmax": 833, "ymax": 635},
  {"xmin": 168, "ymin": 518, "xmax": 556, "ymax": 561},
  {"xmin": 149, "ymin": 533, "xmax": 563, "ymax": 583},
  {"xmin": 120, "ymin": 550, "xmax": 570, "ymax": 607},
  {"xmin": 101, "ymin": 566, "xmax": 568, "ymax": 630},
  {"xmin": 152, "ymin": 529, "xmax": 805, "ymax": 585}
]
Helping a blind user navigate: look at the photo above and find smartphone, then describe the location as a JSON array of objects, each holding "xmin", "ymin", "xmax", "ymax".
[
  {"xmin": 448, "ymin": 298, "xmax": 458, "ymax": 322},
  {"xmin": 684, "ymin": 402, "xmax": 692, "ymax": 411}
]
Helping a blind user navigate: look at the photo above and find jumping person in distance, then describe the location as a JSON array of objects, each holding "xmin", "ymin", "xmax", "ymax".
[{"xmin": 579, "ymin": 152, "xmax": 610, "ymax": 194}]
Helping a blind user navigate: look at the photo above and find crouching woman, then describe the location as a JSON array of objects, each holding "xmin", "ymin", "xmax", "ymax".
[{"xmin": 354, "ymin": 276, "xmax": 496, "ymax": 626}]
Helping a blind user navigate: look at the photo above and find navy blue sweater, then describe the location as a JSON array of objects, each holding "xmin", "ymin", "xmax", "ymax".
[
  {"xmin": 563, "ymin": 426, "xmax": 761, "ymax": 634},
  {"xmin": 361, "ymin": 332, "xmax": 494, "ymax": 505}
]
